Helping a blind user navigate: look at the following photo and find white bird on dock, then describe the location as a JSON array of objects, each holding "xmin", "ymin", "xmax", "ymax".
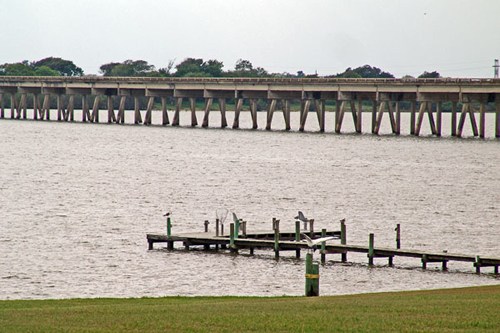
[{"xmin": 302, "ymin": 233, "xmax": 335, "ymax": 252}]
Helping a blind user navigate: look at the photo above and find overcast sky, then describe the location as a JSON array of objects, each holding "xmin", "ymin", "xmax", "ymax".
[{"xmin": 1, "ymin": 0, "xmax": 499, "ymax": 78}]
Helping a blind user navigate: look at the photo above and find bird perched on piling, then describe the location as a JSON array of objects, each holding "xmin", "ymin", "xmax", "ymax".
[
  {"xmin": 163, "ymin": 211, "xmax": 171, "ymax": 217},
  {"xmin": 295, "ymin": 211, "xmax": 308, "ymax": 223},
  {"xmin": 302, "ymin": 234, "xmax": 335, "ymax": 253}
]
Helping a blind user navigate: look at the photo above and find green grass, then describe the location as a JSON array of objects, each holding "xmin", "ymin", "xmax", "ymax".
[{"xmin": 1, "ymin": 285, "xmax": 499, "ymax": 332}]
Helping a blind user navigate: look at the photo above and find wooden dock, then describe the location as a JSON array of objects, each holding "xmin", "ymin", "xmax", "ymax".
[{"xmin": 147, "ymin": 227, "xmax": 500, "ymax": 275}]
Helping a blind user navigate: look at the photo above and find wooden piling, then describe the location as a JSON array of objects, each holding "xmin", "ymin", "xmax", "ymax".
[
  {"xmin": 475, "ymin": 256, "xmax": 481, "ymax": 274},
  {"xmin": 166, "ymin": 216, "xmax": 172, "ymax": 237},
  {"xmin": 82, "ymin": 95, "xmax": 89, "ymax": 122},
  {"xmin": 396, "ymin": 224, "xmax": 401, "ymax": 249},
  {"xmin": 282, "ymin": 99, "xmax": 291, "ymax": 131},
  {"xmin": 321, "ymin": 228, "xmax": 326, "ymax": 264},
  {"xmin": 395, "ymin": 101, "xmax": 401, "ymax": 135},
  {"xmin": 305, "ymin": 253, "xmax": 319, "ymax": 296},
  {"xmin": 316, "ymin": 99, "xmax": 325, "ymax": 132},
  {"xmin": 266, "ymin": 99, "xmax": 277, "ymax": 130},
  {"xmin": 107, "ymin": 95, "xmax": 115, "ymax": 123},
  {"xmin": 340, "ymin": 220, "xmax": 347, "ymax": 262},
  {"xmin": 117, "ymin": 95, "xmax": 126, "ymax": 124},
  {"xmin": 172, "ymin": 97, "xmax": 181, "ymax": 126},
  {"xmin": 299, "ymin": 99, "xmax": 311, "ymax": 132},
  {"xmin": 92, "ymin": 95, "xmax": 100, "ymax": 123},
  {"xmin": 309, "ymin": 219, "xmax": 315, "ymax": 237},
  {"xmin": 274, "ymin": 227, "xmax": 280, "ymax": 259},
  {"xmin": 371, "ymin": 101, "xmax": 377, "ymax": 133},
  {"xmin": 250, "ymin": 99, "xmax": 258, "ymax": 129},
  {"xmin": 451, "ymin": 101, "xmax": 457, "ymax": 136},
  {"xmin": 144, "ymin": 96, "xmax": 154, "ymax": 125},
  {"xmin": 229, "ymin": 223, "xmax": 236, "ymax": 251},
  {"xmin": 496, "ymin": 101, "xmax": 500, "ymax": 138},
  {"xmin": 0, "ymin": 93, "xmax": 3, "ymax": 119},
  {"xmin": 30, "ymin": 95, "xmax": 36, "ymax": 120},
  {"xmin": 215, "ymin": 218, "xmax": 220, "ymax": 237},
  {"xmin": 235, "ymin": 219, "xmax": 240, "ymax": 240},
  {"xmin": 295, "ymin": 221, "xmax": 301, "ymax": 242},
  {"xmin": 241, "ymin": 221, "xmax": 247, "ymax": 237},
  {"xmin": 219, "ymin": 98, "xmax": 227, "ymax": 128},
  {"xmin": 232, "ymin": 98, "xmax": 243, "ymax": 129},
  {"xmin": 335, "ymin": 100, "xmax": 345, "ymax": 133},
  {"xmin": 68, "ymin": 95, "xmax": 75, "ymax": 121},
  {"xmin": 202, "ymin": 98, "xmax": 212, "ymax": 127},
  {"xmin": 368, "ymin": 233, "xmax": 374, "ymax": 266},
  {"xmin": 410, "ymin": 101, "xmax": 416, "ymax": 135},
  {"xmin": 134, "ymin": 96, "xmax": 142, "ymax": 124},
  {"xmin": 356, "ymin": 100, "xmax": 362, "ymax": 133},
  {"xmin": 479, "ymin": 102, "xmax": 485, "ymax": 139},
  {"xmin": 436, "ymin": 102, "xmax": 442, "ymax": 137},
  {"xmin": 204, "ymin": 220, "xmax": 209, "ymax": 233}
]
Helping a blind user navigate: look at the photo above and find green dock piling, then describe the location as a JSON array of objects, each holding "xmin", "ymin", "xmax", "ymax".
[
  {"xmin": 368, "ymin": 233, "xmax": 374, "ymax": 266},
  {"xmin": 396, "ymin": 224, "xmax": 401, "ymax": 249},
  {"xmin": 274, "ymin": 227, "xmax": 280, "ymax": 259},
  {"xmin": 305, "ymin": 253, "xmax": 319, "ymax": 296},
  {"xmin": 295, "ymin": 221, "xmax": 300, "ymax": 241},
  {"xmin": 204, "ymin": 220, "xmax": 209, "ymax": 232}
]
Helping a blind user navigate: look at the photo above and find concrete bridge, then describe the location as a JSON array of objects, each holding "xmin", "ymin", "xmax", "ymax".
[{"xmin": 1, "ymin": 76, "xmax": 499, "ymax": 138}]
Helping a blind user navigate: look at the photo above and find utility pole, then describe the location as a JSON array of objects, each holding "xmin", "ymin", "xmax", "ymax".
[{"xmin": 494, "ymin": 59, "xmax": 499, "ymax": 79}]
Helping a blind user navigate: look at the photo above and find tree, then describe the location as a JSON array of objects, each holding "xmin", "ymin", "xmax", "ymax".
[
  {"xmin": 229, "ymin": 59, "xmax": 268, "ymax": 77},
  {"xmin": 418, "ymin": 71, "xmax": 440, "ymax": 79},
  {"xmin": 0, "ymin": 62, "xmax": 35, "ymax": 76},
  {"xmin": 202, "ymin": 59, "xmax": 224, "ymax": 77},
  {"xmin": 31, "ymin": 57, "xmax": 84, "ymax": 76},
  {"xmin": 34, "ymin": 65, "xmax": 59, "ymax": 76},
  {"xmin": 334, "ymin": 65, "xmax": 394, "ymax": 78},
  {"xmin": 174, "ymin": 58, "xmax": 204, "ymax": 77},
  {"xmin": 99, "ymin": 60, "xmax": 156, "ymax": 76},
  {"xmin": 235, "ymin": 59, "xmax": 253, "ymax": 72}
]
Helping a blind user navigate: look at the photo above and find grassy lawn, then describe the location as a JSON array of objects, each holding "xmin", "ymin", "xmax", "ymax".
[{"xmin": 1, "ymin": 285, "xmax": 499, "ymax": 332}]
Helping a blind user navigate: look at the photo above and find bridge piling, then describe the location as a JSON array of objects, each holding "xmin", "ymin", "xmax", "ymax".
[
  {"xmin": 232, "ymin": 98, "xmax": 243, "ymax": 129},
  {"xmin": 172, "ymin": 97, "xmax": 181, "ymax": 126},
  {"xmin": 496, "ymin": 101, "xmax": 500, "ymax": 138},
  {"xmin": 0, "ymin": 93, "xmax": 4, "ymax": 119},
  {"xmin": 107, "ymin": 95, "xmax": 115, "ymax": 123},
  {"xmin": 202, "ymin": 98, "xmax": 212, "ymax": 127},
  {"xmin": 161, "ymin": 97, "xmax": 169, "ymax": 125},
  {"xmin": 282, "ymin": 99, "xmax": 291, "ymax": 130},
  {"xmin": 219, "ymin": 98, "xmax": 227, "ymax": 128}
]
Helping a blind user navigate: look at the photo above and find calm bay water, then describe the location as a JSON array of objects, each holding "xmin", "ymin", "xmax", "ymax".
[{"xmin": 0, "ymin": 110, "xmax": 499, "ymax": 299}]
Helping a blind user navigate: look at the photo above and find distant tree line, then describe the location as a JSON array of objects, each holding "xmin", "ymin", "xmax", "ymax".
[{"xmin": 0, "ymin": 57, "xmax": 441, "ymax": 79}]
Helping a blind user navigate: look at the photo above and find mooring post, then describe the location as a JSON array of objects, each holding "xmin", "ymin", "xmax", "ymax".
[
  {"xmin": 229, "ymin": 223, "xmax": 236, "ymax": 251},
  {"xmin": 204, "ymin": 220, "xmax": 209, "ymax": 233},
  {"xmin": 321, "ymin": 228, "xmax": 327, "ymax": 264},
  {"xmin": 368, "ymin": 233, "xmax": 375, "ymax": 266},
  {"xmin": 221, "ymin": 223, "xmax": 224, "ymax": 237},
  {"xmin": 234, "ymin": 219, "xmax": 240, "ymax": 240},
  {"xmin": 148, "ymin": 240, "xmax": 153, "ymax": 251},
  {"xmin": 305, "ymin": 253, "xmax": 319, "ymax": 296},
  {"xmin": 309, "ymin": 219, "xmax": 315, "ymax": 237},
  {"xmin": 475, "ymin": 256, "xmax": 481, "ymax": 274},
  {"xmin": 396, "ymin": 224, "xmax": 401, "ymax": 249},
  {"xmin": 215, "ymin": 218, "xmax": 220, "ymax": 237},
  {"xmin": 340, "ymin": 220, "xmax": 347, "ymax": 262},
  {"xmin": 295, "ymin": 221, "xmax": 301, "ymax": 241},
  {"xmin": 166, "ymin": 216, "xmax": 172, "ymax": 238},
  {"xmin": 241, "ymin": 220, "xmax": 247, "ymax": 237},
  {"xmin": 422, "ymin": 254, "xmax": 428, "ymax": 269},
  {"xmin": 274, "ymin": 227, "xmax": 280, "ymax": 259},
  {"xmin": 272, "ymin": 217, "xmax": 277, "ymax": 230}
]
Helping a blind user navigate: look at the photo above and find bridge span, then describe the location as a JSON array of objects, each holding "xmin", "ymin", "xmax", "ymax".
[{"xmin": 1, "ymin": 76, "xmax": 499, "ymax": 138}]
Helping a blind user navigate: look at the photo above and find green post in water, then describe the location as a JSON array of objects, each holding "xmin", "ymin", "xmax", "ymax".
[
  {"xmin": 321, "ymin": 228, "xmax": 327, "ymax": 264},
  {"xmin": 234, "ymin": 219, "xmax": 240, "ymax": 240},
  {"xmin": 368, "ymin": 233, "xmax": 374, "ymax": 266},
  {"xmin": 305, "ymin": 253, "xmax": 319, "ymax": 296},
  {"xmin": 295, "ymin": 221, "xmax": 300, "ymax": 241},
  {"xmin": 167, "ymin": 217, "xmax": 172, "ymax": 237},
  {"xmin": 340, "ymin": 220, "xmax": 347, "ymax": 262},
  {"xmin": 274, "ymin": 228, "xmax": 280, "ymax": 259}
]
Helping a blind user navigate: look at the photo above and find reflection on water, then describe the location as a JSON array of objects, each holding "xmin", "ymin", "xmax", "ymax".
[{"xmin": 0, "ymin": 111, "xmax": 499, "ymax": 299}]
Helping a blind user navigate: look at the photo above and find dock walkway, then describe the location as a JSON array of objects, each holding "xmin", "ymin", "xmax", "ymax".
[{"xmin": 147, "ymin": 228, "xmax": 500, "ymax": 274}]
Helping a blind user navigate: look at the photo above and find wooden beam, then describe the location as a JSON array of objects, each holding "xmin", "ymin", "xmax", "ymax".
[
  {"xmin": 190, "ymin": 97, "xmax": 197, "ymax": 127},
  {"xmin": 299, "ymin": 99, "xmax": 311, "ymax": 132},
  {"xmin": 232, "ymin": 98, "xmax": 243, "ymax": 129},
  {"xmin": 161, "ymin": 97, "xmax": 169, "ymax": 126},
  {"xmin": 219, "ymin": 98, "xmax": 227, "ymax": 128},
  {"xmin": 266, "ymin": 99, "xmax": 277, "ymax": 130},
  {"xmin": 202, "ymin": 98, "xmax": 213, "ymax": 128},
  {"xmin": 172, "ymin": 97, "xmax": 182, "ymax": 126}
]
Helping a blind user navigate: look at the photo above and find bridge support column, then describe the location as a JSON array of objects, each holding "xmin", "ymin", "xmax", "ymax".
[
  {"xmin": 134, "ymin": 96, "xmax": 142, "ymax": 124},
  {"xmin": 410, "ymin": 101, "xmax": 416, "ymax": 135},
  {"xmin": 144, "ymin": 96, "xmax": 154, "ymax": 125},
  {"xmin": 232, "ymin": 98, "xmax": 243, "ymax": 129},
  {"xmin": 335, "ymin": 101, "xmax": 345, "ymax": 133},
  {"xmin": 451, "ymin": 101, "xmax": 457, "ymax": 136},
  {"xmin": 32, "ymin": 95, "xmax": 38, "ymax": 120},
  {"xmin": 395, "ymin": 101, "xmax": 401, "ymax": 135},
  {"xmin": 436, "ymin": 102, "xmax": 442, "ymax": 137},
  {"xmin": 42, "ymin": 94, "xmax": 50, "ymax": 120},
  {"xmin": 172, "ymin": 97, "xmax": 182, "ymax": 126},
  {"xmin": 161, "ymin": 97, "xmax": 169, "ymax": 125},
  {"xmin": 266, "ymin": 99, "xmax": 277, "ymax": 130},
  {"xmin": 371, "ymin": 101, "xmax": 377, "ymax": 133},
  {"xmin": 0, "ymin": 93, "xmax": 3, "ymax": 119},
  {"xmin": 457, "ymin": 103, "xmax": 478, "ymax": 137},
  {"xmin": 189, "ymin": 98, "xmax": 197, "ymax": 127},
  {"xmin": 12, "ymin": 94, "xmax": 21, "ymax": 119},
  {"xmin": 117, "ymin": 95, "xmax": 126, "ymax": 124},
  {"xmin": 91, "ymin": 96, "xmax": 100, "ymax": 123},
  {"xmin": 315, "ymin": 99, "xmax": 325, "ymax": 132},
  {"xmin": 415, "ymin": 101, "xmax": 437, "ymax": 136},
  {"xmin": 496, "ymin": 100, "xmax": 500, "ymax": 138},
  {"xmin": 21, "ymin": 94, "xmax": 27, "ymax": 119},
  {"xmin": 299, "ymin": 99, "xmax": 311, "ymax": 132},
  {"xmin": 250, "ymin": 99, "xmax": 258, "ymax": 129},
  {"xmin": 373, "ymin": 101, "xmax": 396, "ymax": 135},
  {"xmin": 219, "ymin": 98, "xmax": 227, "ymax": 128},
  {"xmin": 57, "ymin": 95, "xmax": 63, "ymax": 121},
  {"xmin": 202, "ymin": 98, "xmax": 213, "ymax": 128},
  {"xmin": 479, "ymin": 102, "xmax": 485, "ymax": 139},
  {"xmin": 107, "ymin": 95, "xmax": 116, "ymax": 123},
  {"xmin": 282, "ymin": 99, "xmax": 291, "ymax": 130},
  {"xmin": 82, "ymin": 95, "xmax": 90, "ymax": 122},
  {"xmin": 356, "ymin": 100, "xmax": 362, "ymax": 133},
  {"xmin": 68, "ymin": 95, "xmax": 75, "ymax": 121}
]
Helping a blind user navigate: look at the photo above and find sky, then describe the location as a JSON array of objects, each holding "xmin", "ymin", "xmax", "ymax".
[{"xmin": 1, "ymin": 0, "xmax": 500, "ymax": 78}]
